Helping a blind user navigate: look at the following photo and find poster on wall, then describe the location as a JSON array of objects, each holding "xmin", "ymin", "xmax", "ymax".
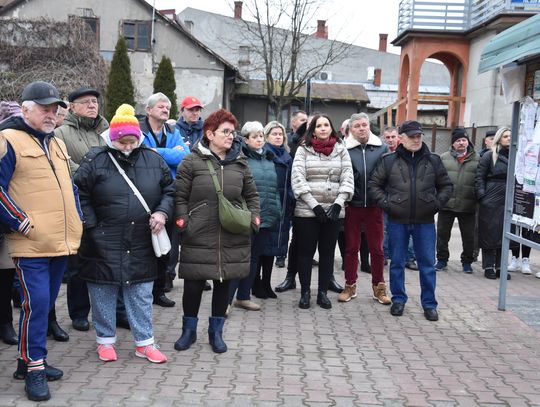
[{"xmin": 534, "ymin": 70, "xmax": 540, "ymax": 100}]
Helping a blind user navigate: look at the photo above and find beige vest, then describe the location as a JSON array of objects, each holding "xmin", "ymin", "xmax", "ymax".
[{"xmin": 2, "ymin": 129, "xmax": 83, "ymax": 257}]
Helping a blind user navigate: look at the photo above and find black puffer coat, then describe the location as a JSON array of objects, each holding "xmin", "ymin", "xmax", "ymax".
[
  {"xmin": 175, "ymin": 137, "xmax": 260, "ymax": 281},
  {"xmin": 369, "ymin": 143, "xmax": 453, "ymax": 224},
  {"xmin": 74, "ymin": 146, "xmax": 175, "ymax": 285},
  {"xmin": 475, "ymin": 148, "xmax": 517, "ymax": 249}
]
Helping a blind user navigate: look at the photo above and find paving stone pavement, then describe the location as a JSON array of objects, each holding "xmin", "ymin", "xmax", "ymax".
[{"xmin": 1, "ymin": 232, "xmax": 540, "ymax": 406}]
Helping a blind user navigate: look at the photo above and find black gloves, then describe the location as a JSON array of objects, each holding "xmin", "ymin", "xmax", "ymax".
[
  {"xmin": 313, "ymin": 205, "xmax": 328, "ymax": 223},
  {"xmin": 327, "ymin": 204, "xmax": 342, "ymax": 222}
]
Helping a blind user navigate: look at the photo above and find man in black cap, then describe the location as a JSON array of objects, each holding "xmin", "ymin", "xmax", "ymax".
[
  {"xmin": 369, "ymin": 120, "xmax": 452, "ymax": 321},
  {"xmin": 479, "ymin": 130, "xmax": 496, "ymax": 157},
  {"xmin": 0, "ymin": 81, "xmax": 83, "ymax": 401},
  {"xmin": 434, "ymin": 127, "xmax": 479, "ymax": 274}
]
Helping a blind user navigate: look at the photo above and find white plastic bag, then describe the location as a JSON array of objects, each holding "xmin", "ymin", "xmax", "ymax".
[{"xmin": 151, "ymin": 228, "xmax": 171, "ymax": 257}]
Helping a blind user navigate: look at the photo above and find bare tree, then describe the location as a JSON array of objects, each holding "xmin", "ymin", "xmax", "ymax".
[{"xmin": 238, "ymin": 0, "xmax": 351, "ymax": 119}]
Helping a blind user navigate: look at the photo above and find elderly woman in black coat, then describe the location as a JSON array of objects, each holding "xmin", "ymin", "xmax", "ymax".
[
  {"xmin": 475, "ymin": 126, "xmax": 515, "ymax": 280},
  {"xmin": 75, "ymin": 104, "xmax": 174, "ymax": 364}
]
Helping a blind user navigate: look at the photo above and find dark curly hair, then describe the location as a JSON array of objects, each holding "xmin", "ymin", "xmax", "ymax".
[
  {"xmin": 203, "ymin": 109, "xmax": 238, "ymax": 140},
  {"xmin": 303, "ymin": 114, "xmax": 341, "ymax": 146}
]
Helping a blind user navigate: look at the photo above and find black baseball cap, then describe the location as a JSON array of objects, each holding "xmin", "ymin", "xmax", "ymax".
[
  {"xmin": 485, "ymin": 130, "xmax": 496, "ymax": 138},
  {"xmin": 399, "ymin": 120, "xmax": 423, "ymax": 136},
  {"xmin": 68, "ymin": 87, "xmax": 100, "ymax": 102},
  {"xmin": 21, "ymin": 81, "xmax": 67, "ymax": 108}
]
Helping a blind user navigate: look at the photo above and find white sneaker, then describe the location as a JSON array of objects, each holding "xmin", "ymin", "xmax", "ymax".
[
  {"xmin": 535, "ymin": 271, "xmax": 540, "ymax": 279},
  {"xmin": 508, "ymin": 256, "xmax": 521, "ymax": 272},
  {"xmin": 521, "ymin": 258, "xmax": 532, "ymax": 274}
]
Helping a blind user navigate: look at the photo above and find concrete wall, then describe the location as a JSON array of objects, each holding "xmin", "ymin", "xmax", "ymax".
[
  {"xmin": 465, "ymin": 31, "xmax": 513, "ymax": 127},
  {"xmin": 2, "ymin": 0, "xmax": 226, "ymax": 115}
]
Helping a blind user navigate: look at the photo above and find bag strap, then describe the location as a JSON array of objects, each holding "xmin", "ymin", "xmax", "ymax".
[
  {"xmin": 108, "ymin": 152, "xmax": 151, "ymax": 215},
  {"xmin": 206, "ymin": 159, "xmax": 223, "ymax": 194}
]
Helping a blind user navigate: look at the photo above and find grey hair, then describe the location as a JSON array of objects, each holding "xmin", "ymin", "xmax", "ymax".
[
  {"xmin": 491, "ymin": 126, "xmax": 511, "ymax": 165},
  {"xmin": 263, "ymin": 120, "xmax": 289, "ymax": 151},
  {"xmin": 241, "ymin": 121, "xmax": 264, "ymax": 137},
  {"xmin": 146, "ymin": 92, "xmax": 171, "ymax": 109},
  {"xmin": 21, "ymin": 100, "xmax": 37, "ymax": 110},
  {"xmin": 349, "ymin": 112, "xmax": 370, "ymax": 124}
]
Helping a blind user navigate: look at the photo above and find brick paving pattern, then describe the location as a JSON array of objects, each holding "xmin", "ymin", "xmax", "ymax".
[{"xmin": 1, "ymin": 259, "xmax": 540, "ymax": 406}]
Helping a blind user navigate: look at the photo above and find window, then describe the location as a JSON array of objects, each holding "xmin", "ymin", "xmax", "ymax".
[
  {"xmin": 238, "ymin": 46, "xmax": 251, "ymax": 66},
  {"xmin": 69, "ymin": 16, "xmax": 100, "ymax": 46},
  {"xmin": 122, "ymin": 20, "xmax": 151, "ymax": 51}
]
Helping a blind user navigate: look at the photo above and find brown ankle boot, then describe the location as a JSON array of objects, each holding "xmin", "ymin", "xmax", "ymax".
[
  {"xmin": 372, "ymin": 282, "xmax": 391, "ymax": 305},
  {"xmin": 338, "ymin": 284, "xmax": 357, "ymax": 302}
]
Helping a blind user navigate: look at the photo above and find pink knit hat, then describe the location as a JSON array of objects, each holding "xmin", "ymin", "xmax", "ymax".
[{"xmin": 109, "ymin": 104, "xmax": 141, "ymax": 141}]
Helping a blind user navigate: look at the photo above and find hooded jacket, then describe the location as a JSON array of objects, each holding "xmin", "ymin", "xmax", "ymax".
[
  {"xmin": 54, "ymin": 111, "xmax": 109, "ymax": 171},
  {"xmin": 175, "ymin": 137, "xmax": 260, "ymax": 281},
  {"xmin": 345, "ymin": 132, "xmax": 389, "ymax": 207},
  {"xmin": 369, "ymin": 143, "xmax": 453, "ymax": 224},
  {"xmin": 440, "ymin": 144, "xmax": 479, "ymax": 213},
  {"xmin": 74, "ymin": 135, "xmax": 175, "ymax": 285},
  {"xmin": 176, "ymin": 117, "xmax": 204, "ymax": 147},
  {"xmin": 140, "ymin": 117, "xmax": 190, "ymax": 177}
]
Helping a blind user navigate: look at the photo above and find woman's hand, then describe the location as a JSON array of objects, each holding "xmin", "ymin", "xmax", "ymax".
[{"xmin": 149, "ymin": 211, "xmax": 167, "ymax": 234}]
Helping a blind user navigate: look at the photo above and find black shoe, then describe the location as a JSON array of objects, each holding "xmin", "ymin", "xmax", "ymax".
[
  {"xmin": 203, "ymin": 281, "xmax": 212, "ymax": 291},
  {"xmin": 424, "ymin": 308, "xmax": 439, "ymax": 321},
  {"xmin": 252, "ymin": 278, "xmax": 267, "ymax": 299},
  {"xmin": 390, "ymin": 303, "xmax": 405, "ymax": 316},
  {"xmin": 153, "ymin": 293, "xmax": 176, "ymax": 307},
  {"xmin": 328, "ymin": 276, "xmax": 343, "ymax": 293},
  {"xmin": 495, "ymin": 269, "xmax": 511, "ymax": 280},
  {"xmin": 72, "ymin": 318, "xmax": 90, "ymax": 332},
  {"xmin": 264, "ymin": 285, "xmax": 277, "ymax": 299},
  {"xmin": 116, "ymin": 317, "xmax": 131, "ymax": 330},
  {"xmin": 163, "ymin": 275, "xmax": 174, "ymax": 293},
  {"xmin": 298, "ymin": 291, "xmax": 310, "ymax": 309},
  {"xmin": 312, "ymin": 259, "xmax": 319, "ymax": 266},
  {"xmin": 405, "ymin": 260, "xmax": 419, "ymax": 270},
  {"xmin": 484, "ymin": 268, "xmax": 497, "ymax": 280},
  {"xmin": 47, "ymin": 320, "xmax": 69, "ymax": 342},
  {"xmin": 25, "ymin": 370, "xmax": 50, "ymax": 401},
  {"xmin": 275, "ymin": 274, "xmax": 296, "ymax": 292},
  {"xmin": 360, "ymin": 263, "xmax": 372, "ymax": 274},
  {"xmin": 12, "ymin": 287, "xmax": 21, "ymax": 309},
  {"xmin": 0, "ymin": 322, "xmax": 18, "ymax": 345},
  {"xmin": 316, "ymin": 291, "xmax": 332, "ymax": 309},
  {"xmin": 275, "ymin": 257, "xmax": 285, "ymax": 268},
  {"xmin": 13, "ymin": 359, "xmax": 63, "ymax": 381}
]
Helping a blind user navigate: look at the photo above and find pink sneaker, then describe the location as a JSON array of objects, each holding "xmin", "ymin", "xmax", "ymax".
[
  {"xmin": 135, "ymin": 344, "xmax": 167, "ymax": 364},
  {"xmin": 97, "ymin": 344, "xmax": 117, "ymax": 362}
]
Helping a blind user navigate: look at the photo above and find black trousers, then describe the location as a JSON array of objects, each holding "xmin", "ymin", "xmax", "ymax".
[
  {"xmin": 294, "ymin": 217, "xmax": 341, "ymax": 293},
  {"xmin": 482, "ymin": 248, "xmax": 502, "ymax": 270},
  {"xmin": 436, "ymin": 210, "xmax": 476, "ymax": 264},
  {"xmin": 183, "ymin": 279, "xmax": 230, "ymax": 318},
  {"xmin": 0, "ymin": 268, "xmax": 15, "ymax": 324}
]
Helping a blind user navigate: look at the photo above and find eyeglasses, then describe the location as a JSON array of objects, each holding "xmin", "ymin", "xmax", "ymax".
[
  {"xmin": 214, "ymin": 129, "xmax": 237, "ymax": 137},
  {"xmin": 72, "ymin": 98, "xmax": 99, "ymax": 106}
]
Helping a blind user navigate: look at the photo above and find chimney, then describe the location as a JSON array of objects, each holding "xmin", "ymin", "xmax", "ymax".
[
  {"xmin": 315, "ymin": 20, "xmax": 328, "ymax": 39},
  {"xmin": 379, "ymin": 33, "xmax": 388, "ymax": 52},
  {"xmin": 374, "ymin": 68, "xmax": 382, "ymax": 87},
  {"xmin": 234, "ymin": 1, "xmax": 243, "ymax": 19}
]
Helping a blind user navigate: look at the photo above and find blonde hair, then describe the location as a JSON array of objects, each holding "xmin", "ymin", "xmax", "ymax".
[
  {"xmin": 491, "ymin": 126, "xmax": 511, "ymax": 165},
  {"xmin": 263, "ymin": 121, "xmax": 289, "ymax": 152}
]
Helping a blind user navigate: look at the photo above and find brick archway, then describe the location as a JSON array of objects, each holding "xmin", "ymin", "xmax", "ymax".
[{"xmin": 395, "ymin": 33, "xmax": 470, "ymax": 128}]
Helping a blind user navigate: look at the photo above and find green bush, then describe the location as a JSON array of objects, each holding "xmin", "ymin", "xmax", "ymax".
[
  {"xmin": 153, "ymin": 56, "xmax": 178, "ymax": 119},
  {"xmin": 105, "ymin": 37, "xmax": 135, "ymax": 121}
]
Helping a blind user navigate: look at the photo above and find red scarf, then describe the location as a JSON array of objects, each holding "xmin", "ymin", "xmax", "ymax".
[{"xmin": 311, "ymin": 136, "xmax": 337, "ymax": 156}]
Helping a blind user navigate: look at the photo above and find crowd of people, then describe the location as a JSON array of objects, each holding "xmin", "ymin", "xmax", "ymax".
[{"xmin": 0, "ymin": 80, "xmax": 537, "ymax": 402}]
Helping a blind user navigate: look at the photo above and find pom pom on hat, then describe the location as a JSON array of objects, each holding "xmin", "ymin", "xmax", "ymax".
[{"xmin": 109, "ymin": 104, "xmax": 141, "ymax": 141}]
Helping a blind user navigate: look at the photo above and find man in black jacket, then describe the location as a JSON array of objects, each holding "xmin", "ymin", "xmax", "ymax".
[{"xmin": 369, "ymin": 120, "xmax": 453, "ymax": 321}]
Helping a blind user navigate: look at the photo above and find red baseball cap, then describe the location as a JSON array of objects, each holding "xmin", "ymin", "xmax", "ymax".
[{"xmin": 180, "ymin": 96, "xmax": 203, "ymax": 110}]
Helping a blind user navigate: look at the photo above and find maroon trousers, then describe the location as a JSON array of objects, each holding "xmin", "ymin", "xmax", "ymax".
[{"xmin": 344, "ymin": 206, "xmax": 385, "ymax": 285}]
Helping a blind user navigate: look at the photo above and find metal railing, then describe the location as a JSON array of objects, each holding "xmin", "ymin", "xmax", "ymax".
[{"xmin": 398, "ymin": 0, "xmax": 540, "ymax": 35}]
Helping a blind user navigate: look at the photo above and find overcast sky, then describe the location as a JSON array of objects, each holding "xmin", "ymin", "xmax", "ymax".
[{"xmin": 148, "ymin": 0, "xmax": 401, "ymax": 54}]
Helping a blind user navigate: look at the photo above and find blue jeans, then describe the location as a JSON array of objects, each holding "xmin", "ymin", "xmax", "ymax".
[
  {"xmin": 383, "ymin": 213, "xmax": 415, "ymax": 261},
  {"xmin": 88, "ymin": 282, "xmax": 154, "ymax": 347},
  {"xmin": 387, "ymin": 221, "xmax": 437, "ymax": 309}
]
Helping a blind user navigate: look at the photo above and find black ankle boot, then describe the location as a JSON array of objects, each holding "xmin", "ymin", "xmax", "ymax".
[
  {"xmin": 298, "ymin": 290, "xmax": 310, "ymax": 309},
  {"xmin": 174, "ymin": 316, "xmax": 198, "ymax": 351},
  {"xmin": 275, "ymin": 272, "xmax": 296, "ymax": 292},
  {"xmin": 262, "ymin": 269, "xmax": 277, "ymax": 299},
  {"xmin": 47, "ymin": 320, "xmax": 69, "ymax": 342},
  {"xmin": 316, "ymin": 290, "xmax": 332, "ymax": 309},
  {"xmin": 252, "ymin": 277, "xmax": 267, "ymax": 299},
  {"xmin": 328, "ymin": 275, "xmax": 343, "ymax": 293},
  {"xmin": 0, "ymin": 322, "xmax": 18, "ymax": 345}
]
